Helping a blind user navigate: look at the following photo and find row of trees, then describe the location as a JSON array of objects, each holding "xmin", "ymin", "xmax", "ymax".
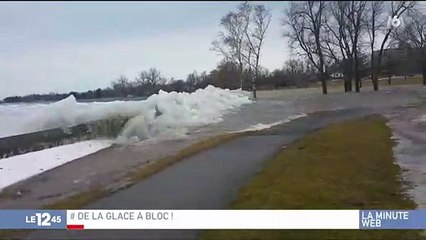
[
  {"xmin": 109, "ymin": 59, "xmax": 322, "ymax": 99},
  {"xmin": 2, "ymin": 58, "xmax": 320, "ymax": 103},
  {"xmin": 285, "ymin": 1, "xmax": 425, "ymax": 94}
]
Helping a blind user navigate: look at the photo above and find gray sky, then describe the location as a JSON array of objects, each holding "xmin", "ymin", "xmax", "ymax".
[{"xmin": 0, "ymin": 1, "xmax": 290, "ymax": 99}]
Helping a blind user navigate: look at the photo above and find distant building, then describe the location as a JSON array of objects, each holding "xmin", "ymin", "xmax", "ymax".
[{"xmin": 330, "ymin": 72, "xmax": 344, "ymax": 79}]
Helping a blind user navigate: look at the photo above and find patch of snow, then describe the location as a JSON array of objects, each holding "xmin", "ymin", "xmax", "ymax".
[
  {"xmin": 414, "ymin": 115, "xmax": 426, "ymax": 123},
  {"xmin": 234, "ymin": 113, "xmax": 307, "ymax": 133},
  {"xmin": 0, "ymin": 140, "xmax": 112, "ymax": 191}
]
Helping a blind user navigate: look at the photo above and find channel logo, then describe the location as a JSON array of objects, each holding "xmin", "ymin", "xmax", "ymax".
[{"xmin": 387, "ymin": 16, "xmax": 404, "ymax": 29}]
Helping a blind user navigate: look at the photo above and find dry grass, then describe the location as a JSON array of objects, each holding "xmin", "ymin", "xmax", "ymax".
[{"xmin": 203, "ymin": 116, "xmax": 420, "ymax": 240}]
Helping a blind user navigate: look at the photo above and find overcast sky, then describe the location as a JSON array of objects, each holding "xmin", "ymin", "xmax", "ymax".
[
  {"xmin": 2, "ymin": 1, "xmax": 424, "ymax": 99},
  {"xmin": 0, "ymin": 1, "xmax": 289, "ymax": 99}
]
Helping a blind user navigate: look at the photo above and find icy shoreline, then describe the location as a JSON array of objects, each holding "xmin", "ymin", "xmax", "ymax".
[
  {"xmin": 0, "ymin": 86, "xmax": 252, "ymax": 190},
  {"xmin": 0, "ymin": 86, "xmax": 252, "ymax": 140}
]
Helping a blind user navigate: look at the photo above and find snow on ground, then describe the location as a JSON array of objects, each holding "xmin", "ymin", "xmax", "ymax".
[
  {"xmin": 0, "ymin": 86, "xmax": 252, "ymax": 140},
  {"xmin": 0, "ymin": 140, "xmax": 112, "ymax": 191},
  {"xmin": 414, "ymin": 114, "xmax": 426, "ymax": 122},
  {"xmin": 234, "ymin": 113, "xmax": 307, "ymax": 133}
]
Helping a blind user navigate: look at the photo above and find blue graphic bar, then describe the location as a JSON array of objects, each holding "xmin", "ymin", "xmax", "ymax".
[
  {"xmin": 360, "ymin": 210, "xmax": 426, "ymax": 229},
  {"xmin": 0, "ymin": 210, "xmax": 66, "ymax": 229},
  {"xmin": 1, "ymin": 209, "xmax": 426, "ymax": 230}
]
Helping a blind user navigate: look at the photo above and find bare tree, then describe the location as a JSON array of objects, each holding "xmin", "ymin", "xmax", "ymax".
[
  {"xmin": 393, "ymin": 8, "xmax": 426, "ymax": 85},
  {"xmin": 323, "ymin": 1, "xmax": 355, "ymax": 92},
  {"xmin": 365, "ymin": 1, "xmax": 385, "ymax": 90},
  {"xmin": 186, "ymin": 71, "xmax": 200, "ymax": 92},
  {"xmin": 325, "ymin": 2, "xmax": 347, "ymax": 91},
  {"xmin": 136, "ymin": 68, "xmax": 165, "ymax": 87},
  {"xmin": 211, "ymin": 3, "xmax": 250, "ymax": 89},
  {"xmin": 371, "ymin": 1, "xmax": 416, "ymax": 90},
  {"xmin": 285, "ymin": 1, "xmax": 328, "ymax": 94},
  {"xmin": 244, "ymin": 4, "xmax": 272, "ymax": 98},
  {"xmin": 284, "ymin": 59, "xmax": 306, "ymax": 75},
  {"xmin": 112, "ymin": 75, "xmax": 130, "ymax": 96},
  {"xmin": 346, "ymin": 1, "xmax": 367, "ymax": 92}
]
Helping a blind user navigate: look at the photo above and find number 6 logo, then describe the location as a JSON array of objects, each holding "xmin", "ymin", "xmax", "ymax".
[{"xmin": 387, "ymin": 16, "xmax": 404, "ymax": 29}]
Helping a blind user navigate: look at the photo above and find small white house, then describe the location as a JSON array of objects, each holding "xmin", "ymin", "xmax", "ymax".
[{"xmin": 330, "ymin": 72, "xmax": 344, "ymax": 79}]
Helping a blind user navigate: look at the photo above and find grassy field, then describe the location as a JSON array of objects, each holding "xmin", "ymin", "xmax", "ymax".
[{"xmin": 202, "ymin": 116, "xmax": 420, "ymax": 240}]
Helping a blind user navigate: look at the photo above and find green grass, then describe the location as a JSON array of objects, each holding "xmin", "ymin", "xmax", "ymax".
[{"xmin": 202, "ymin": 116, "xmax": 421, "ymax": 240}]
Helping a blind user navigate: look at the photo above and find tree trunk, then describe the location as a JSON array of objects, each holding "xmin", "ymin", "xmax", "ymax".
[
  {"xmin": 372, "ymin": 79, "xmax": 379, "ymax": 90},
  {"xmin": 253, "ymin": 66, "xmax": 257, "ymax": 99},
  {"xmin": 317, "ymin": 65, "xmax": 327, "ymax": 94},
  {"xmin": 373, "ymin": 68, "xmax": 379, "ymax": 91},
  {"xmin": 344, "ymin": 75, "xmax": 349, "ymax": 92},
  {"xmin": 370, "ymin": 57, "xmax": 378, "ymax": 90},
  {"xmin": 344, "ymin": 61, "xmax": 353, "ymax": 92},
  {"xmin": 252, "ymin": 80, "xmax": 257, "ymax": 99},
  {"xmin": 315, "ymin": 26, "xmax": 327, "ymax": 95},
  {"xmin": 355, "ymin": 79, "xmax": 360, "ymax": 92},
  {"xmin": 370, "ymin": 21, "xmax": 377, "ymax": 91},
  {"xmin": 423, "ymin": 62, "xmax": 426, "ymax": 85},
  {"xmin": 238, "ymin": 62, "xmax": 244, "ymax": 90},
  {"xmin": 373, "ymin": 28, "xmax": 393, "ymax": 91},
  {"xmin": 347, "ymin": 79, "xmax": 353, "ymax": 92},
  {"xmin": 321, "ymin": 77, "xmax": 327, "ymax": 95},
  {"xmin": 423, "ymin": 73, "xmax": 426, "ymax": 86},
  {"xmin": 354, "ymin": 51, "xmax": 360, "ymax": 92},
  {"xmin": 253, "ymin": 57, "xmax": 260, "ymax": 99},
  {"xmin": 423, "ymin": 49, "xmax": 426, "ymax": 85}
]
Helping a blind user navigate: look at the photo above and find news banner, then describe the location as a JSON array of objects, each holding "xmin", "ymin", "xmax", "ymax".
[{"xmin": 1, "ymin": 210, "xmax": 426, "ymax": 230}]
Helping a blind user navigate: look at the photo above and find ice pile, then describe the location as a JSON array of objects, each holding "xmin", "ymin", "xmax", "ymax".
[
  {"xmin": 21, "ymin": 86, "xmax": 252, "ymax": 141},
  {"xmin": 0, "ymin": 103, "xmax": 48, "ymax": 138}
]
